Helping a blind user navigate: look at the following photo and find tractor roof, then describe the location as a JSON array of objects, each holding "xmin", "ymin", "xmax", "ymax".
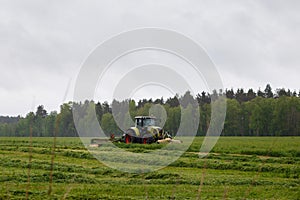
[{"xmin": 134, "ymin": 116, "xmax": 156, "ymax": 119}]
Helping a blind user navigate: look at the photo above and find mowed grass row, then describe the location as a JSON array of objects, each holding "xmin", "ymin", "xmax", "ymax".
[{"xmin": 0, "ymin": 137, "xmax": 300, "ymax": 199}]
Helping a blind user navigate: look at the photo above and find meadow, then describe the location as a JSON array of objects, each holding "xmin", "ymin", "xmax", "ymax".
[{"xmin": 0, "ymin": 137, "xmax": 299, "ymax": 199}]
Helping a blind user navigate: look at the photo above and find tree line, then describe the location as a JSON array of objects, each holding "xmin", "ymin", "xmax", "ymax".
[{"xmin": 0, "ymin": 84, "xmax": 299, "ymax": 137}]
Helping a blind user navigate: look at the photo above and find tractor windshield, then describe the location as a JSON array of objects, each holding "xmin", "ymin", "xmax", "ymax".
[{"xmin": 144, "ymin": 118, "xmax": 156, "ymax": 126}]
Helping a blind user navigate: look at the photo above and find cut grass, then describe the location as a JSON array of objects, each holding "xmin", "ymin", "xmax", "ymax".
[{"xmin": 0, "ymin": 137, "xmax": 299, "ymax": 199}]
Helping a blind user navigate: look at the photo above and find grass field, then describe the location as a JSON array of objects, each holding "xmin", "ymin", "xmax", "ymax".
[{"xmin": 0, "ymin": 137, "xmax": 299, "ymax": 199}]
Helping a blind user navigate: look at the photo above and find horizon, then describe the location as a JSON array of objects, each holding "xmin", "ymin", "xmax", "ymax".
[{"xmin": 2, "ymin": 84, "xmax": 299, "ymax": 117}]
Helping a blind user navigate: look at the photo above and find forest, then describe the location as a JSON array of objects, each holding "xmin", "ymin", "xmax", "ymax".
[{"xmin": 0, "ymin": 84, "xmax": 299, "ymax": 137}]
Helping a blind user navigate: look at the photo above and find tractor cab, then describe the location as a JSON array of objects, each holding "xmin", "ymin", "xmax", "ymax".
[{"xmin": 135, "ymin": 116, "xmax": 156, "ymax": 128}]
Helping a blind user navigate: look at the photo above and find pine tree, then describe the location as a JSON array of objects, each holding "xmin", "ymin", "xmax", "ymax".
[
  {"xmin": 257, "ymin": 88, "xmax": 265, "ymax": 97},
  {"xmin": 225, "ymin": 89, "xmax": 235, "ymax": 99},
  {"xmin": 264, "ymin": 84, "xmax": 273, "ymax": 98},
  {"xmin": 246, "ymin": 89, "xmax": 256, "ymax": 101}
]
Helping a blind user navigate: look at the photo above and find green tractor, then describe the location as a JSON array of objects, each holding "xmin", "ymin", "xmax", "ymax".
[{"xmin": 123, "ymin": 116, "xmax": 172, "ymax": 144}]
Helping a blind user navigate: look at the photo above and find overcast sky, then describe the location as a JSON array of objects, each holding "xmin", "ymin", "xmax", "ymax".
[{"xmin": 0, "ymin": 0, "xmax": 299, "ymax": 116}]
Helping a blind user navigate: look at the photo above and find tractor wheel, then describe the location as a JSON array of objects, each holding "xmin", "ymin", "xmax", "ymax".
[
  {"xmin": 125, "ymin": 134, "xmax": 132, "ymax": 144},
  {"xmin": 148, "ymin": 136, "xmax": 155, "ymax": 144},
  {"xmin": 142, "ymin": 137, "xmax": 148, "ymax": 144},
  {"xmin": 125, "ymin": 129, "xmax": 136, "ymax": 144}
]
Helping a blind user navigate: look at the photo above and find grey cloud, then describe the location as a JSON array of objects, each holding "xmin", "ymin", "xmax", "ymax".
[{"xmin": 0, "ymin": 0, "xmax": 299, "ymax": 115}]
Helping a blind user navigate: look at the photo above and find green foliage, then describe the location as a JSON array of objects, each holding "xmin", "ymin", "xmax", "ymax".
[
  {"xmin": 0, "ymin": 85, "xmax": 300, "ymax": 137},
  {"xmin": 224, "ymin": 99, "xmax": 243, "ymax": 135},
  {"xmin": 100, "ymin": 113, "xmax": 121, "ymax": 136}
]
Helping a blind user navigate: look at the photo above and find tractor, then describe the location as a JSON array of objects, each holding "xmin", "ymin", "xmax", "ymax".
[{"xmin": 123, "ymin": 116, "xmax": 172, "ymax": 144}]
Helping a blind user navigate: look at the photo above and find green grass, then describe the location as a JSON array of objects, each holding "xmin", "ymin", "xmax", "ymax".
[{"xmin": 0, "ymin": 137, "xmax": 299, "ymax": 199}]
